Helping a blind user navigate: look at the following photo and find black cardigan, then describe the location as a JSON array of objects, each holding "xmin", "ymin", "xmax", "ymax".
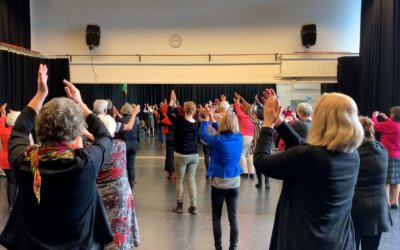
[
  {"xmin": 352, "ymin": 140, "xmax": 391, "ymax": 236},
  {"xmin": 254, "ymin": 122, "xmax": 359, "ymax": 250},
  {"xmin": 0, "ymin": 106, "xmax": 113, "ymax": 250}
]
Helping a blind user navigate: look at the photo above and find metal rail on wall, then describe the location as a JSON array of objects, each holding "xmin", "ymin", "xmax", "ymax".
[{"xmin": 49, "ymin": 52, "xmax": 358, "ymax": 66}]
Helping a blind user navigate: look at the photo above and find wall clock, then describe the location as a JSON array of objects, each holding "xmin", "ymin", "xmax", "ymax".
[{"xmin": 169, "ymin": 34, "xmax": 183, "ymax": 48}]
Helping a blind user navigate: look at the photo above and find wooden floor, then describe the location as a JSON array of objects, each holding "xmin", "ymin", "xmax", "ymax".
[{"xmin": 0, "ymin": 136, "xmax": 399, "ymax": 249}]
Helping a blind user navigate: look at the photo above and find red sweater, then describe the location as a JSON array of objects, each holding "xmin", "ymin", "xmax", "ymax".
[
  {"xmin": 372, "ymin": 116, "xmax": 400, "ymax": 158},
  {"xmin": 0, "ymin": 116, "xmax": 12, "ymax": 169},
  {"xmin": 234, "ymin": 103, "xmax": 254, "ymax": 136}
]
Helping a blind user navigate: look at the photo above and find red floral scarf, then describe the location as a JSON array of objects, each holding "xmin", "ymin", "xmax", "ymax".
[{"xmin": 25, "ymin": 141, "xmax": 76, "ymax": 204}]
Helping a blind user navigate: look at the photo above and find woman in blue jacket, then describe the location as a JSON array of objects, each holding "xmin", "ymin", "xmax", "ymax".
[{"xmin": 199, "ymin": 107, "xmax": 243, "ymax": 250}]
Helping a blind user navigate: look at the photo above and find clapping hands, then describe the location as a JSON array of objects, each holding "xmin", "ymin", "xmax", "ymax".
[{"xmin": 262, "ymin": 89, "xmax": 282, "ymax": 128}]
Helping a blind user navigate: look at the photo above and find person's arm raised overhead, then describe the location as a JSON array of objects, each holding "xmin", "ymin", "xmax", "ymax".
[
  {"xmin": 63, "ymin": 79, "xmax": 92, "ymax": 118},
  {"xmin": 28, "ymin": 64, "xmax": 48, "ymax": 114},
  {"xmin": 123, "ymin": 105, "xmax": 141, "ymax": 131},
  {"xmin": 63, "ymin": 79, "xmax": 112, "ymax": 170},
  {"xmin": 9, "ymin": 64, "xmax": 49, "ymax": 168}
]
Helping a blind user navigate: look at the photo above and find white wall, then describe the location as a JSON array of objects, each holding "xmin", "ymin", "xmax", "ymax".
[{"xmin": 30, "ymin": 0, "xmax": 361, "ymax": 83}]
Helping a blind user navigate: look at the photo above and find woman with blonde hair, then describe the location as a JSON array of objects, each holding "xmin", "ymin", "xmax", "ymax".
[
  {"xmin": 167, "ymin": 90, "xmax": 199, "ymax": 214},
  {"xmin": 199, "ymin": 107, "xmax": 242, "ymax": 250},
  {"xmin": 254, "ymin": 90, "xmax": 363, "ymax": 250}
]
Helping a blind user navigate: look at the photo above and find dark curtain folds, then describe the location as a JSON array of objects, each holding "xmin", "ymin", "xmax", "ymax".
[
  {"xmin": 76, "ymin": 83, "xmax": 276, "ymax": 111},
  {"xmin": 320, "ymin": 83, "xmax": 338, "ymax": 94},
  {"xmin": 0, "ymin": 50, "xmax": 70, "ymax": 110},
  {"xmin": 358, "ymin": 0, "xmax": 400, "ymax": 115},
  {"xmin": 0, "ymin": 0, "xmax": 31, "ymax": 48},
  {"xmin": 337, "ymin": 56, "xmax": 360, "ymax": 103}
]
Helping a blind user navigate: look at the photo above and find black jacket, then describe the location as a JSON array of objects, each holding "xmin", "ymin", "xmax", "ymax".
[
  {"xmin": 352, "ymin": 140, "xmax": 391, "ymax": 236},
  {"xmin": 254, "ymin": 122, "xmax": 359, "ymax": 250},
  {"xmin": 0, "ymin": 107, "xmax": 113, "ymax": 250}
]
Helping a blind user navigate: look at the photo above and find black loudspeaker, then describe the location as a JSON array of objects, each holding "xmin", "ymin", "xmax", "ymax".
[
  {"xmin": 301, "ymin": 23, "xmax": 317, "ymax": 48},
  {"xmin": 86, "ymin": 25, "xmax": 101, "ymax": 50}
]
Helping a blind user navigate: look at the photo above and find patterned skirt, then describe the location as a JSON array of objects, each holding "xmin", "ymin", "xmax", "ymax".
[
  {"xmin": 387, "ymin": 157, "xmax": 400, "ymax": 184},
  {"xmin": 98, "ymin": 176, "xmax": 140, "ymax": 249}
]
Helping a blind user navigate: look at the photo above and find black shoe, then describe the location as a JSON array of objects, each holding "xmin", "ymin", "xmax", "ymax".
[
  {"xmin": 240, "ymin": 173, "xmax": 248, "ymax": 178},
  {"xmin": 172, "ymin": 202, "xmax": 183, "ymax": 213},
  {"xmin": 255, "ymin": 183, "xmax": 262, "ymax": 188},
  {"xmin": 249, "ymin": 174, "xmax": 255, "ymax": 179},
  {"xmin": 188, "ymin": 206, "xmax": 197, "ymax": 214},
  {"xmin": 391, "ymin": 204, "xmax": 399, "ymax": 209}
]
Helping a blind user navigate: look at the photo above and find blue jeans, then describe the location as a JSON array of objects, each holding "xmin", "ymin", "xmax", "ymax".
[
  {"xmin": 156, "ymin": 124, "xmax": 164, "ymax": 144},
  {"xmin": 211, "ymin": 186, "xmax": 239, "ymax": 250},
  {"xmin": 174, "ymin": 152, "xmax": 199, "ymax": 207}
]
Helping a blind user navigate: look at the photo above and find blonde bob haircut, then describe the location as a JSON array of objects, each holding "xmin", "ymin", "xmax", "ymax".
[
  {"xmin": 184, "ymin": 101, "xmax": 196, "ymax": 115},
  {"xmin": 120, "ymin": 103, "xmax": 133, "ymax": 116},
  {"xmin": 307, "ymin": 93, "xmax": 363, "ymax": 153},
  {"xmin": 218, "ymin": 113, "xmax": 240, "ymax": 134}
]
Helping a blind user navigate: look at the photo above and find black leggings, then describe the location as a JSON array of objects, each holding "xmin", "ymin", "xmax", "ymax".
[
  {"xmin": 125, "ymin": 140, "xmax": 139, "ymax": 183},
  {"xmin": 355, "ymin": 233, "xmax": 382, "ymax": 250},
  {"xmin": 211, "ymin": 186, "xmax": 239, "ymax": 250},
  {"xmin": 3, "ymin": 169, "xmax": 18, "ymax": 209}
]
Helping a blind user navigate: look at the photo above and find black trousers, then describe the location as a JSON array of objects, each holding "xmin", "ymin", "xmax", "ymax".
[
  {"xmin": 3, "ymin": 169, "xmax": 17, "ymax": 209},
  {"xmin": 202, "ymin": 145, "xmax": 211, "ymax": 173},
  {"xmin": 125, "ymin": 140, "xmax": 139, "ymax": 183},
  {"xmin": 164, "ymin": 133, "xmax": 174, "ymax": 174},
  {"xmin": 355, "ymin": 232, "xmax": 382, "ymax": 250},
  {"xmin": 256, "ymin": 169, "xmax": 269, "ymax": 185},
  {"xmin": 211, "ymin": 186, "xmax": 239, "ymax": 250}
]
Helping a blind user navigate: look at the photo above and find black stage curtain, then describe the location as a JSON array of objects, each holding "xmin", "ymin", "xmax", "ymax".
[
  {"xmin": 0, "ymin": 0, "xmax": 31, "ymax": 48},
  {"xmin": 358, "ymin": 0, "xmax": 400, "ymax": 115},
  {"xmin": 337, "ymin": 56, "xmax": 360, "ymax": 104},
  {"xmin": 0, "ymin": 50, "xmax": 70, "ymax": 110},
  {"xmin": 321, "ymin": 84, "xmax": 338, "ymax": 94},
  {"xmin": 76, "ymin": 83, "xmax": 276, "ymax": 111}
]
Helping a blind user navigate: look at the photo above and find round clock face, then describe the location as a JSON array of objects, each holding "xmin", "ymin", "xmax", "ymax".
[{"xmin": 169, "ymin": 34, "xmax": 183, "ymax": 48}]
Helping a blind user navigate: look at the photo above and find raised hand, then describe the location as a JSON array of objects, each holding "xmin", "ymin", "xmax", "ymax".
[
  {"xmin": 133, "ymin": 104, "xmax": 141, "ymax": 115},
  {"xmin": 263, "ymin": 89, "xmax": 282, "ymax": 128},
  {"xmin": 37, "ymin": 64, "xmax": 49, "ymax": 97},
  {"xmin": 63, "ymin": 80, "xmax": 83, "ymax": 104},
  {"xmin": 372, "ymin": 111, "xmax": 380, "ymax": 117},
  {"xmin": 379, "ymin": 112, "xmax": 388, "ymax": 119}
]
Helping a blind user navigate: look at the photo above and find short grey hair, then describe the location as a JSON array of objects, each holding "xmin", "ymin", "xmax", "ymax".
[
  {"xmin": 296, "ymin": 102, "xmax": 313, "ymax": 117},
  {"xmin": 93, "ymin": 99, "xmax": 108, "ymax": 115},
  {"xmin": 36, "ymin": 97, "xmax": 84, "ymax": 143}
]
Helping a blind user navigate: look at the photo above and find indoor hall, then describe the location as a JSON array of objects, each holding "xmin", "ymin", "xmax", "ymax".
[
  {"xmin": 1, "ymin": 0, "xmax": 400, "ymax": 249},
  {"xmin": 1, "ymin": 136, "xmax": 399, "ymax": 249}
]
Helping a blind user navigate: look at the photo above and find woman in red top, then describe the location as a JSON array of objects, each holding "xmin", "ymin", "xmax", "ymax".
[
  {"xmin": 0, "ymin": 104, "xmax": 20, "ymax": 212},
  {"xmin": 372, "ymin": 107, "xmax": 400, "ymax": 208}
]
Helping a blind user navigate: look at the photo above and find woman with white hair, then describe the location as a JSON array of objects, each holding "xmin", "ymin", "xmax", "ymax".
[
  {"xmin": 254, "ymin": 89, "xmax": 364, "ymax": 250},
  {"xmin": 0, "ymin": 64, "xmax": 113, "ymax": 249},
  {"xmin": 0, "ymin": 104, "xmax": 21, "ymax": 212},
  {"xmin": 97, "ymin": 114, "xmax": 140, "ymax": 249}
]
